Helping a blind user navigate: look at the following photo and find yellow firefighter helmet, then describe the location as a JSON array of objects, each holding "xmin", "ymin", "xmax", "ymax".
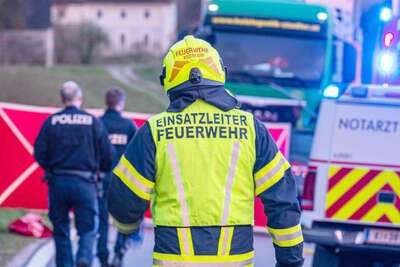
[{"xmin": 159, "ymin": 35, "xmax": 226, "ymax": 92}]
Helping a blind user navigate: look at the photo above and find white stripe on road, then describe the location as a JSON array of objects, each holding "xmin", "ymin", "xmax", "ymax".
[
  {"xmin": 25, "ymin": 239, "xmax": 54, "ymax": 267},
  {"xmin": 26, "ymin": 226, "xmax": 79, "ymax": 267}
]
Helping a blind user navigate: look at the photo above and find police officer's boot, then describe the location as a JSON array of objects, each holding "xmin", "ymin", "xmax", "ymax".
[
  {"xmin": 100, "ymin": 258, "xmax": 109, "ymax": 267},
  {"xmin": 110, "ymin": 252, "xmax": 123, "ymax": 267},
  {"xmin": 76, "ymin": 260, "xmax": 89, "ymax": 267}
]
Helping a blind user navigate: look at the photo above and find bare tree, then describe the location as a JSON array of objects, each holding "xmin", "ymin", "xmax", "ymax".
[
  {"xmin": 78, "ymin": 22, "xmax": 108, "ymax": 64},
  {"xmin": 176, "ymin": 0, "xmax": 202, "ymax": 33},
  {"xmin": 0, "ymin": 0, "xmax": 27, "ymax": 29},
  {"xmin": 54, "ymin": 22, "xmax": 108, "ymax": 64}
]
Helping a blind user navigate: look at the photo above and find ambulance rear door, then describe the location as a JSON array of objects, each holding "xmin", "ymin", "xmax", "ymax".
[{"xmin": 323, "ymin": 90, "xmax": 400, "ymax": 227}]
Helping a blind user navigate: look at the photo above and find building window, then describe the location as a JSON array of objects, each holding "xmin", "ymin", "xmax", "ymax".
[
  {"xmin": 97, "ymin": 10, "xmax": 102, "ymax": 19},
  {"xmin": 120, "ymin": 34, "xmax": 126, "ymax": 47},
  {"xmin": 144, "ymin": 10, "xmax": 150, "ymax": 19},
  {"xmin": 58, "ymin": 9, "xmax": 65, "ymax": 19},
  {"xmin": 121, "ymin": 10, "xmax": 126, "ymax": 19}
]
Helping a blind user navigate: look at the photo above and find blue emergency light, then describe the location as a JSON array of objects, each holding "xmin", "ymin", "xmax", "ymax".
[
  {"xmin": 377, "ymin": 51, "xmax": 396, "ymax": 74},
  {"xmin": 380, "ymin": 7, "xmax": 393, "ymax": 22}
]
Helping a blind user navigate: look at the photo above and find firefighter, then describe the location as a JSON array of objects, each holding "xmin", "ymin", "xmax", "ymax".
[
  {"xmin": 34, "ymin": 81, "xmax": 114, "ymax": 267},
  {"xmin": 97, "ymin": 88, "xmax": 138, "ymax": 267},
  {"xmin": 107, "ymin": 36, "xmax": 304, "ymax": 267}
]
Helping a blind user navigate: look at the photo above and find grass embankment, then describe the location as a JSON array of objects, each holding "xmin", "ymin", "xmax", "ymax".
[
  {"xmin": 133, "ymin": 56, "xmax": 161, "ymax": 83},
  {"xmin": 0, "ymin": 209, "xmax": 50, "ymax": 266},
  {"xmin": 0, "ymin": 65, "xmax": 165, "ymax": 113}
]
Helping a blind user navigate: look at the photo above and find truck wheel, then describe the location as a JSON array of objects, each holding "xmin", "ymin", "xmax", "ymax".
[{"xmin": 312, "ymin": 245, "xmax": 339, "ymax": 267}]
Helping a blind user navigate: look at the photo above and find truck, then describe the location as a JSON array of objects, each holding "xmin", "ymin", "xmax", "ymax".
[
  {"xmin": 301, "ymin": 84, "xmax": 400, "ymax": 266},
  {"xmin": 197, "ymin": 0, "xmax": 357, "ymax": 131}
]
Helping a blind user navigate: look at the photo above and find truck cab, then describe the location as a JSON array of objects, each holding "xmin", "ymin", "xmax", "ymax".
[
  {"xmin": 301, "ymin": 85, "xmax": 400, "ymax": 266},
  {"xmin": 197, "ymin": 0, "xmax": 356, "ymax": 130}
]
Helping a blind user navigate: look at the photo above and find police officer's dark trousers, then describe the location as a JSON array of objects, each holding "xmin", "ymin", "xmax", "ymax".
[
  {"xmin": 48, "ymin": 175, "xmax": 98, "ymax": 267},
  {"xmin": 97, "ymin": 174, "xmax": 132, "ymax": 262},
  {"xmin": 97, "ymin": 174, "xmax": 111, "ymax": 262}
]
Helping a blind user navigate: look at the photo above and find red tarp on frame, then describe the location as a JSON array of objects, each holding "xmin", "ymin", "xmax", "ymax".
[{"xmin": 0, "ymin": 102, "xmax": 291, "ymax": 228}]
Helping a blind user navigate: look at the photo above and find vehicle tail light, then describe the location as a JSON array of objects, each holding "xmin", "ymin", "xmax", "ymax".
[{"xmin": 301, "ymin": 168, "xmax": 316, "ymax": 211}]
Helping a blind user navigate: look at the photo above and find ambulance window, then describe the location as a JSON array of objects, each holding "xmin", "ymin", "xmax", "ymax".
[{"xmin": 289, "ymin": 129, "xmax": 314, "ymax": 163}]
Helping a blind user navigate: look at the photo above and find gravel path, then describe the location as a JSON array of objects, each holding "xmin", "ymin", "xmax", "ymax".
[{"xmin": 106, "ymin": 64, "xmax": 167, "ymax": 107}]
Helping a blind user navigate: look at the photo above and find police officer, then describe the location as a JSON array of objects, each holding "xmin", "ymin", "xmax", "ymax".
[
  {"xmin": 96, "ymin": 88, "xmax": 137, "ymax": 267},
  {"xmin": 107, "ymin": 36, "xmax": 304, "ymax": 267},
  {"xmin": 34, "ymin": 81, "xmax": 114, "ymax": 267}
]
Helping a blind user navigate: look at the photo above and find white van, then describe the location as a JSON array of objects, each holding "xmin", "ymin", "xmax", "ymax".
[{"xmin": 300, "ymin": 85, "xmax": 400, "ymax": 267}]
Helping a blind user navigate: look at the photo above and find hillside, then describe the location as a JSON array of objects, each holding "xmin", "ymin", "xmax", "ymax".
[{"xmin": 0, "ymin": 65, "xmax": 167, "ymax": 113}]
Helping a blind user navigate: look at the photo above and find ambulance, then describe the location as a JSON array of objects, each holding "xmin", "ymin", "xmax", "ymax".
[{"xmin": 300, "ymin": 85, "xmax": 400, "ymax": 266}]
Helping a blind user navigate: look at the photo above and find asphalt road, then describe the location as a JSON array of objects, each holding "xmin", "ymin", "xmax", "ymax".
[{"xmin": 46, "ymin": 225, "xmax": 314, "ymax": 267}]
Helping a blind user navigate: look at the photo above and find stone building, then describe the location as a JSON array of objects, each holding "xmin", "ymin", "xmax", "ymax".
[
  {"xmin": 0, "ymin": 0, "xmax": 54, "ymax": 66},
  {"xmin": 52, "ymin": 0, "xmax": 177, "ymax": 56}
]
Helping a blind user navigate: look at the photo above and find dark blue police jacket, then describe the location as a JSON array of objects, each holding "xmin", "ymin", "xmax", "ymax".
[
  {"xmin": 34, "ymin": 106, "xmax": 114, "ymax": 174},
  {"xmin": 100, "ymin": 109, "xmax": 137, "ymax": 163}
]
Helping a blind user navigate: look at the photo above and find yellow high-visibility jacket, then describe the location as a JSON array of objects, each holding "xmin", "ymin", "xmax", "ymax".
[{"xmin": 108, "ymin": 86, "xmax": 303, "ymax": 267}]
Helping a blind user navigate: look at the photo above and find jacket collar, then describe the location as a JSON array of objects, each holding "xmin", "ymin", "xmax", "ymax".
[
  {"xmin": 64, "ymin": 105, "xmax": 80, "ymax": 111},
  {"xmin": 104, "ymin": 108, "xmax": 121, "ymax": 116},
  {"xmin": 167, "ymin": 85, "xmax": 239, "ymax": 112}
]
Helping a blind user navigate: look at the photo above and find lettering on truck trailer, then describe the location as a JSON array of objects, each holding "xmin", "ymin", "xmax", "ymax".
[
  {"xmin": 211, "ymin": 16, "xmax": 321, "ymax": 32},
  {"xmin": 338, "ymin": 118, "xmax": 399, "ymax": 134}
]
